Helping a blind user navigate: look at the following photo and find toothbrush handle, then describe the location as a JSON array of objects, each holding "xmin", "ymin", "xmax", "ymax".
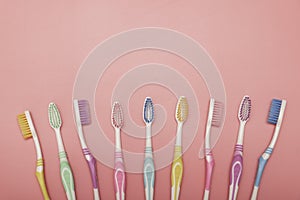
[
  {"xmin": 251, "ymin": 148, "xmax": 273, "ymax": 200},
  {"xmin": 59, "ymin": 151, "xmax": 76, "ymax": 200},
  {"xmin": 83, "ymin": 148, "xmax": 100, "ymax": 200},
  {"xmin": 144, "ymin": 147, "xmax": 155, "ymax": 200},
  {"xmin": 203, "ymin": 148, "xmax": 215, "ymax": 200},
  {"xmin": 229, "ymin": 145, "xmax": 243, "ymax": 200},
  {"xmin": 114, "ymin": 152, "xmax": 126, "ymax": 200},
  {"xmin": 35, "ymin": 159, "xmax": 50, "ymax": 200},
  {"xmin": 171, "ymin": 146, "xmax": 183, "ymax": 200}
]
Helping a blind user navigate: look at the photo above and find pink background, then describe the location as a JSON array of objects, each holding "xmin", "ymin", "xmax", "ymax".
[{"xmin": 1, "ymin": 1, "xmax": 300, "ymax": 200}]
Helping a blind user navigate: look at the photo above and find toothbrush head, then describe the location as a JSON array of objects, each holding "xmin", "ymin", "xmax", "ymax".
[
  {"xmin": 238, "ymin": 95, "xmax": 251, "ymax": 122},
  {"xmin": 175, "ymin": 96, "xmax": 188, "ymax": 123},
  {"xmin": 211, "ymin": 99, "xmax": 224, "ymax": 127},
  {"xmin": 111, "ymin": 101, "xmax": 123, "ymax": 129},
  {"xmin": 143, "ymin": 97, "xmax": 154, "ymax": 124},
  {"xmin": 48, "ymin": 102, "xmax": 62, "ymax": 129},
  {"xmin": 17, "ymin": 111, "xmax": 33, "ymax": 139},
  {"xmin": 268, "ymin": 99, "xmax": 286, "ymax": 125},
  {"xmin": 77, "ymin": 100, "xmax": 91, "ymax": 125}
]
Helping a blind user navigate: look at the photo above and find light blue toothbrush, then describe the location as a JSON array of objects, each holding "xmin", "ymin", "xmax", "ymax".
[{"xmin": 143, "ymin": 97, "xmax": 155, "ymax": 200}]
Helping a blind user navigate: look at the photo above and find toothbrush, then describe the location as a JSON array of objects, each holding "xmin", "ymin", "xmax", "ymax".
[
  {"xmin": 228, "ymin": 96, "xmax": 251, "ymax": 200},
  {"xmin": 250, "ymin": 99, "xmax": 286, "ymax": 200},
  {"xmin": 17, "ymin": 111, "xmax": 50, "ymax": 200},
  {"xmin": 143, "ymin": 97, "xmax": 155, "ymax": 200},
  {"xmin": 203, "ymin": 98, "xmax": 223, "ymax": 200},
  {"xmin": 73, "ymin": 99, "xmax": 100, "ymax": 200},
  {"xmin": 171, "ymin": 96, "xmax": 188, "ymax": 200},
  {"xmin": 48, "ymin": 102, "xmax": 76, "ymax": 200},
  {"xmin": 111, "ymin": 102, "xmax": 126, "ymax": 200}
]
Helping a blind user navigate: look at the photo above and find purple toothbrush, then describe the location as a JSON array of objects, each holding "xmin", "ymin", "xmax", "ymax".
[
  {"xmin": 73, "ymin": 99, "xmax": 100, "ymax": 200},
  {"xmin": 228, "ymin": 96, "xmax": 251, "ymax": 200}
]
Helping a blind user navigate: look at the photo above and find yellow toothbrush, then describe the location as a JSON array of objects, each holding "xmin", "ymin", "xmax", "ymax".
[
  {"xmin": 17, "ymin": 111, "xmax": 50, "ymax": 200},
  {"xmin": 171, "ymin": 96, "xmax": 188, "ymax": 200}
]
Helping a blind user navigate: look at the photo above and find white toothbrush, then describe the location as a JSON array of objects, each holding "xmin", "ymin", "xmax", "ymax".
[
  {"xmin": 171, "ymin": 96, "xmax": 188, "ymax": 200},
  {"xmin": 111, "ymin": 102, "xmax": 126, "ymax": 200},
  {"xmin": 143, "ymin": 97, "xmax": 155, "ymax": 200},
  {"xmin": 48, "ymin": 102, "xmax": 76, "ymax": 200}
]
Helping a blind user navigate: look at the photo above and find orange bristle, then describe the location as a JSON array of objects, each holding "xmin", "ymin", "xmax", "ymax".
[{"xmin": 17, "ymin": 113, "xmax": 32, "ymax": 139}]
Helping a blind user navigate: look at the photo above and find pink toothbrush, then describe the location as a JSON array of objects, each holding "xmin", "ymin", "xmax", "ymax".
[
  {"xmin": 73, "ymin": 99, "xmax": 100, "ymax": 200},
  {"xmin": 228, "ymin": 96, "xmax": 251, "ymax": 200},
  {"xmin": 203, "ymin": 98, "xmax": 223, "ymax": 200},
  {"xmin": 111, "ymin": 102, "xmax": 126, "ymax": 200}
]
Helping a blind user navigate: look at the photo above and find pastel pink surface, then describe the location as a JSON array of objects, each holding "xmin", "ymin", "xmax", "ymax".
[{"xmin": 1, "ymin": 1, "xmax": 300, "ymax": 200}]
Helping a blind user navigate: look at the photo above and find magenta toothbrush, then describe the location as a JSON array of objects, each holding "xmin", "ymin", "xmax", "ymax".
[
  {"xmin": 228, "ymin": 96, "xmax": 251, "ymax": 200},
  {"xmin": 203, "ymin": 98, "xmax": 223, "ymax": 200},
  {"xmin": 73, "ymin": 99, "xmax": 100, "ymax": 200},
  {"xmin": 111, "ymin": 102, "xmax": 126, "ymax": 200}
]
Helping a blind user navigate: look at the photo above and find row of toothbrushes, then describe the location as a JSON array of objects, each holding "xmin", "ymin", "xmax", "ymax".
[
  {"xmin": 17, "ymin": 95, "xmax": 286, "ymax": 200},
  {"xmin": 16, "ymin": 96, "xmax": 184, "ymax": 200},
  {"xmin": 203, "ymin": 96, "xmax": 287, "ymax": 200}
]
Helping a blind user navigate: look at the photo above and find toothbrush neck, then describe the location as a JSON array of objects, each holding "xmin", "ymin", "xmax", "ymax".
[
  {"xmin": 236, "ymin": 123, "xmax": 245, "ymax": 145},
  {"xmin": 175, "ymin": 122, "xmax": 183, "ymax": 146},
  {"xmin": 115, "ymin": 128, "xmax": 122, "ymax": 152},
  {"xmin": 146, "ymin": 124, "xmax": 152, "ymax": 148},
  {"xmin": 205, "ymin": 120, "xmax": 212, "ymax": 149},
  {"xmin": 268, "ymin": 125, "xmax": 281, "ymax": 149},
  {"xmin": 77, "ymin": 124, "xmax": 88, "ymax": 149},
  {"xmin": 32, "ymin": 135, "xmax": 42, "ymax": 160},
  {"xmin": 55, "ymin": 129, "xmax": 65, "ymax": 153}
]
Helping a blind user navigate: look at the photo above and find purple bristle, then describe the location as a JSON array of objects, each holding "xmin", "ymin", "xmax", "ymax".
[{"xmin": 78, "ymin": 100, "xmax": 91, "ymax": 125}]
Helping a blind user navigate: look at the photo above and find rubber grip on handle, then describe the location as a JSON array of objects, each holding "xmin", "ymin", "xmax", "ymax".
[
  {"xmin": 254, "ymin": 147, "xmax": 273, "ymax": 187},
  {"xmin": 59, "ymin": 152, "xmax": 76, "ymax": 200},
  {"xmin": 35, "ymin": 159, "xmax": 50, "ymax": 200},
  {"xmin": 114, "ymin": 152, "xmax": 125, "ymax": 200},
  {"xmin": 229, "ymin": 146, "xmax": 243, "ymax": 200},
  {"xmin": 83, "ymin": 148, "xmax": 99, "ymax": 189},
  {"xmin": 144, "ymin": 147, "xmax": 155, "ymax": 200},
  {"xmin": 171, "ymin": 146, "xmax": 183, "ymax": 200},
  {"xmin": 254, "ymin": 156, "xmax": 268, "ymax": 187},
  {"xmin": 205, "ymin": 157, "xmax": 215, "ymax": 191}
]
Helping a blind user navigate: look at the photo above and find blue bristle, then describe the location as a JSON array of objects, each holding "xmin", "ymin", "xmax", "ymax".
[
  {"xmin": 267, "ymin": 99, "xmax": 282, "ymax": 124},
  {"xmin": 143, "ymin": 97, "xmax": 154, "ymax": 123}
]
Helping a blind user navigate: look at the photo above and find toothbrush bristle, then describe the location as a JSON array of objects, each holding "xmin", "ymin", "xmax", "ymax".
[
  {"xmin": 48, "ymin": 102, "xmax": 62, "ymax": 129},
  {"xmin": 238, "ymin": 95, "xmax": 251, "ymax": 122},
  {"xmin": 176, "ymin": 96, "xmax": 188, "ymax": 123},
  {"xmin": 78, "ymin": 100, "xmax": 91, "ymax": 125},
  {"xmin": 143, "ymin": 97, "xmax": 154, "ymax": 124},
  {"xmin": 268, "ymin": 99, "xmax": 282, "ymax": 124},
  {"xmin": 17, "ymin": 113, "xmax": 32, "ymax": 139},
  {"xmin": 212, "ymin": 100, "xmax": 224, "ymax": 127},
  {"xmin": 111, "ymin": 102, "xmax": 123, "ymax": 128}
]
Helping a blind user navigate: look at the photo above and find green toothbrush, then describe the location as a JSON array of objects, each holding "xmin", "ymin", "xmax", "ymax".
[{"xmin": 48, "ymin": 102, "xmax": 76, "ymax": 200}]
